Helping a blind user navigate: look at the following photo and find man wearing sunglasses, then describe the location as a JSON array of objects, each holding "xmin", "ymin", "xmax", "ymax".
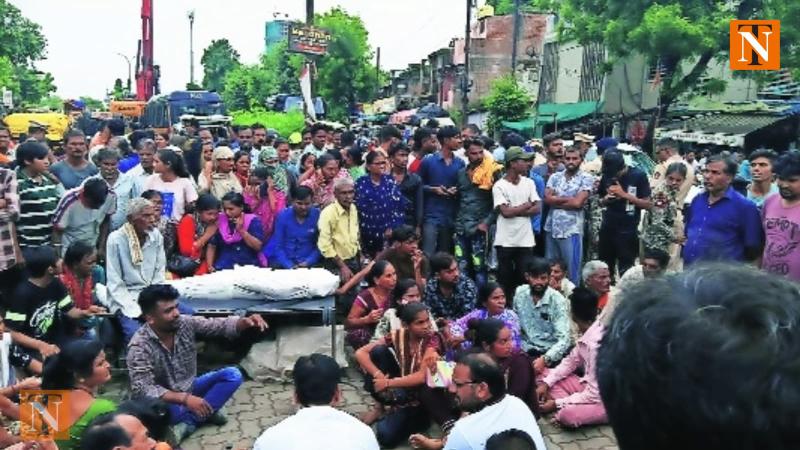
[{"xmin": 444, "ymin": 352, "xmax": 546, "ymax": 450}]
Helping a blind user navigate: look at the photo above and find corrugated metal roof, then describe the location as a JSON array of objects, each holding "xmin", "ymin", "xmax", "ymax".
[{"xmin": 659, "ymin": 114, "xmax": 786, "ymax": 135}]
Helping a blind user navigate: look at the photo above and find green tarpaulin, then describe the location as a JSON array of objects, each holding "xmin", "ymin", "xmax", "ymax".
[{"xmin": 503, "ymin": 101, "xmax": 602, "ymax": 133}]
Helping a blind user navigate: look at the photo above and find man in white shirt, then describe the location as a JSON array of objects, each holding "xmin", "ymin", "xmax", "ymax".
[
  {"xmin": 493, "ymin": 146, "xmax": 541, "ymax": 299},
  {"xmin": 253, "ymin": 353, "xmax": 379, "ymax": 450},
  {"xmin": 445, "ymin": 352, "xmax": 546, "ymax": 450}
]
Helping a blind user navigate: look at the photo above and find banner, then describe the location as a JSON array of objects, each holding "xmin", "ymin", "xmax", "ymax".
[
  {"xmin": 288, "ymin": 24, "xmax": 332, "ymax": 56},
  {"xmin": 299, "ymin": 64, "xmax": 316, "ymax": 121}
]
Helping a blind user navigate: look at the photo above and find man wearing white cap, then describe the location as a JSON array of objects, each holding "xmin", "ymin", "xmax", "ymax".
[{"xmin": 573, "ymin": 132, "xmax": 595, "ymax": 159}]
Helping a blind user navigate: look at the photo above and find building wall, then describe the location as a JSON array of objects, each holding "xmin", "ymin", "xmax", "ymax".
[{"xmin": 553, "ymin": 43, "xmax": 583, "ymax": 104}]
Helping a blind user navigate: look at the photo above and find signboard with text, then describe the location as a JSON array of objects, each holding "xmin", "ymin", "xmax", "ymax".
[{"xmin": 288, "ymin": 24, "xmax": 332, "ymax": 56}]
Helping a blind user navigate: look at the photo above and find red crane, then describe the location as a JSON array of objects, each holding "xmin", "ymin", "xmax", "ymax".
[{"xmin": 135, "ymin": 0, "xmax": 159, "ymax": 101}]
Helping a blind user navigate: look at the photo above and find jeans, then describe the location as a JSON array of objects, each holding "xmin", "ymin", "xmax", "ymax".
[
  {"xmin": 598, "ymin": 227, "xmax": 639, "ymax": 279},
  {"xmin": 455, "ymin": 232, "xmax": 488, "ymax": 289},
  {"xmin": 545, "ymin": 233, "xmax": 583, "ymax": 285},
  {"xmin": 118, "ymin": 302, "xmax": 196, "ymax": 344},
  {"xmin": 168, "ymin": 367, "xmax": 244, "ymax": 427},
  {"xmin": 422, "ymin": 222, "xmax": 454, "ymax": 256},
  {"xmin": 496, "ymin": 246, "xmax": 533, "ymax": 305}
]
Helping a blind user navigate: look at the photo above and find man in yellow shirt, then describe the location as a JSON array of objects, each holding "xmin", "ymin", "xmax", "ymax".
[{"xmin": 318, "ymin": 178, "xmax": 361, "ymax": 284}]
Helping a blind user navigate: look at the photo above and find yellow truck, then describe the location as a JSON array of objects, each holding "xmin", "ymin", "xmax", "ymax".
[{"xmin": 4, "ymin": 112, "xmax": 72, "ymax": 143}]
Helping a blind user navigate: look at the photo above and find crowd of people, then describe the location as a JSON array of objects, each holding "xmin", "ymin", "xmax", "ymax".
[{"xmin": 0, "ymin": 117, "xmax": 796, "ymax": 450}]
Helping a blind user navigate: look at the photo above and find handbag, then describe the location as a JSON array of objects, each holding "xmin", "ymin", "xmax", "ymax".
[{"xmin": 167, "ymin": 254, "xmax": 200, "ymax": 278}]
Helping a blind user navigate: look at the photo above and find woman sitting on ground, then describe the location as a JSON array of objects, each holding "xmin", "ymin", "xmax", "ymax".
[
  {"xmin": 537, "ymin": 287, "xmax": 608, "ymax": 428},
  {"xmin": 176, "ymin": 194, "xmax": 221, "ymax": 277},
  {"xmin": 244, "ymin": 166, "xmax": 280, "ymax": 241},
  {"xmin": 410, "ymin": 317, "xmax": 538, "ymax": 450},
  {"xmin": 41, "ymin": 339, "xmax": 115, "ymax": 450},
  {"xmin": 355, "ymin": 303, "xmax": 456, "ymax": 449},
  {"xmin": 345, "ymin": 261, "xmax": 398, "ymax": 350},
  {"xmin": 206, "ymin": 192, "xmax": 267, "ymax": 271},
  {"xmin": 198, "ymin": 146, "xmax": 242, "ymax": 201},
  {"xmin": 373, "ymin": 278, "xmax": 438, "ymax": 341},
  {"xmin": 60, "ymin": 241, "xmax": 105, "ymax": 337},
  {"xmin": 447, "ymin": 281, "xmax": 522, "ymax": 351}
]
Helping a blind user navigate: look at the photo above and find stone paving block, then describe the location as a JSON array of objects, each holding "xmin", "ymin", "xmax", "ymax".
[{"xmin": 577, "ymin": 436, "xmax": 617, "ymax": 449}]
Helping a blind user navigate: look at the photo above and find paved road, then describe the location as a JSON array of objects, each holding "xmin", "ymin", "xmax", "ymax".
[{"xmin": 176, "ymin": 373, "xmax": 619, "ymax": 450}]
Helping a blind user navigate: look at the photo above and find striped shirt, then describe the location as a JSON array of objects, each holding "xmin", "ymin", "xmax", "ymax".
[
  {"xmin": 0, "ymin": 168, "xmax": 19, "ymax": 271},
  {"xmin": 15, "ymin": 168, "xmax": 63, "ymax": 248}
]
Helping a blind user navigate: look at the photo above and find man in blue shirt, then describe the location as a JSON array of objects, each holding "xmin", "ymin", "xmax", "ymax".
[
  {"xmin": 266, "ymin": 186, "xmax": 322, "ymax": 269},
  {"xmin": 419, "ymin": 126, "xmax": 465, "ymax": 255},
  {"xmin": 684, "ymin": 154, "xmax": 763, "ymax": 265}
]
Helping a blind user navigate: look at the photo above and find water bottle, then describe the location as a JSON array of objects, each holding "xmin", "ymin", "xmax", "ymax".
[{"xmin": 626, "ymin": 186, "xmax": 637, "ymax": 214}]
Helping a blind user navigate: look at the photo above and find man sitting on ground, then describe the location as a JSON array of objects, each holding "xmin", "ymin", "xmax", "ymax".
[
  {"xmin": 127, "ymin": 284, "xmax": 268, "ymax": 443},
  {"xmin": 376, "ymin": 224, "xmax": 429, "ymax": 289},
  {"xmin": 253, "ymin": 353, "xmax": 379, "ymax": 450},
  {"xmin": 513, "ymin": 257, "xmax": 571, "ymax": 374},
  {"xmin": 581, "ymin": 260, "xmax": 612, "ymax": 311},
  {"xmin": 423, "ymin": 252, "xmax": 477, "ymax": 321},
  {"xmin": 614, "ymin": 247, "xmax": 670, "ymax": 294},
  {"xmin": 81, "ymin": 412, "xmax": 158, "ymax": 450},
  {"xmin": 598, "ymin": 264, "xmax": 800, "ymax": 450},
  {"xmin": 106, "ymin": 198, "xmax": 167, "ymax": 344},
  {"xmin": 445, "ymin": 352, "xmax": 546, "ymax": 450}
]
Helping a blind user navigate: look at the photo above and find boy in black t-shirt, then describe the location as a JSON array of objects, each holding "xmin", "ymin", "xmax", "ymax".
[{"xmin": 6, "ymin": 246, "xmax": 104, "ymax": 374}]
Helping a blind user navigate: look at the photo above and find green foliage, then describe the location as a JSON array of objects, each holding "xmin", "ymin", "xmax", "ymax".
[
  {"xmin": 35, "ymin": 95, "xmax": 62, "ymax": 111},
  {"xmin": 222, "ymin": 63, "xmax": 275, "ymax": 111},
  {"xmin": 79, "ymin": 96, "xmax": 105, "ymax": 111},
  {"xmin": 231, "ymin": 109, "xmax": 305, "ymax": 137},
  {"xmin": 186, "ymin": 82, "xmax": 202, "ymax": 90},
  {"xmin": 113, "ymin": 79, "xmax": 124, "ymax": 100},
  {"xmin": 201, "ymin": 39, "xmax": 241, "ymax": 93},
  {"xmin": 484, "ymin": 75, "xmax": 532, "ymax": 134},
  {"xmin": 0, "ymin": 1, "xmax": 56, "ymax": 106},
  {"xmin": 541, "ymin": 0, "xmax": 798, "ymax": 109},
  {"xmin": 314, "ymin": 8, "xmax": 382, "ymax": 121},
  {"xmin": 262, "ymin": 42, "xmax": 304, "ymax": 94},
  {"xmin": 486, "ymin": 0, "xmax": 515, "ymax": 15}
]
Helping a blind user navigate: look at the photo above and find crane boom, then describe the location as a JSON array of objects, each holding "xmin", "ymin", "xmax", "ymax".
[{"xmin": 135, "ymin": 0, "xmax": 158, "ymax": 101}]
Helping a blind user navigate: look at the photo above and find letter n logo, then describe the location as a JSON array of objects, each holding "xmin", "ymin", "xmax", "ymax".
[{"xmin": 730, "ymin": 20, "xmax": 780, "ymax": 70}]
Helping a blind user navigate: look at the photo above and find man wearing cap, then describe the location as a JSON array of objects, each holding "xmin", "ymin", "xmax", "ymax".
[
  {"xmin": 493, "ymin": 146, "xmax": 541, "ymax": 299},
  {"xmin": 652, "ymin": 138, "xmax": 694, "ymax": 205},
  {"xmin": 597, "ymin": 149, "xmax": 651, "ymax": 278},
  {"xmin": 198, "ymin": 146, "xmax": 242, "ymax": 200},
  {"xmin": 573, "ymin": 133, "xmax": 595, "ymax": 159}
]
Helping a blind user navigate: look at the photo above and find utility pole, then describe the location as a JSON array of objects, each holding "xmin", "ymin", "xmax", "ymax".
[
  {"xmin": 461, "ymin": 0, "xmax": 472, "ymax": 127},
  {"xmin": 188, "ymin": 10, "xmax": 195, "ymax": 86},
  {"xmin": 376, "ymin": 47, "xmax": 381, "ymax": 98},
  {"xmin": 511, "ymin": 0, "xmax": 521, "ymax": 72},
  {"xmin": 306, "ymin": 0, "xmax": 314, "ymax": 24}
]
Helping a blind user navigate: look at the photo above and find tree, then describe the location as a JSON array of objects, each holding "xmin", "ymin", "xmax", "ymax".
[
  {"xmin": 314, "ymin": 8, "xmax": 382, "ymax": 121},
  {"xmin": 485, "ymin": 0, "xmax": 516, "ymax": 15},
  {"xmin": 79, "ymin": 96, "xmax": 105, "ymax": 111},
  {"xmin": 484, "ymin": 75, "xmax": 532, "ymax": 134},
  {"xmin": 262, "ymin": 42, "xmax": 304, "ymax": 95},
  {"xmin": 0, "ymin": 1, "xmax": 56, "ymax": 105},
  {"xmin": 113, "ymin": 78, "xmax": 125, "ymax": 100},
  {"xmin": 201, "ymin": 39, "xmax": 241, "ymax": 93},
  {"xmin": 534, "ymin": 0, "xmax": 798, "ymax": 147}
]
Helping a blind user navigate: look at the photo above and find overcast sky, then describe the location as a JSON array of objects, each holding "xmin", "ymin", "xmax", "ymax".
[{"xmin": 13, "ymin": 0, "xmax": 467, "ymax": 99}]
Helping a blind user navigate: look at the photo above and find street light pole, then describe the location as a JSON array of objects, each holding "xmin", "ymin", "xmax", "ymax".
[
  {"xmin": 188, "ymin": 10, "xmax": 196, "ymax": 86},
  {"xmin": 116, "ymin": 53, "xmax": 132, "ymax": 96},
  {"xmin": 511, "ymin": 0, "xmax": 521, "ymax": 72},
  {"xmin": 461, "ymin": 0, "xmax": 472, "ymax": 127}
]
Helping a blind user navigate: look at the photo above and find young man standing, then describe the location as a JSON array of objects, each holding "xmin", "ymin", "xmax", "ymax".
[
  {"xmin": 127, "ymin": 283, "xmax": 267, "ymax": 443},
  {"xmin": 389, "ymin": 143, "xmax": 423, "ymax": 233},
  {"xmin": 598, "ymin": 150, "xmax": 651, "ymax": 277},
  {"xmin": 419, "ymin": 126, "xmax": 465, "ymax": 255},
  {"xmin": 15, "ymin": 141, "xmax": 63, "ymax": 249},
  {"xmin": 747, "ymin": 149, "xmax": 779, "ymax": 209},
  {"xmin": 50, "ymin": 129, "xmax": 98, "ymax": 190},
  {"xmin": 0, "ymin": 127, "xmax": 14, "ymax": 166},
  {"xmin": 761, "ymin": 150, "xmax": 800, "ymax": 282},
  {"xmin": 408, "ymin": 127, "xmax": 437, "ymax": 174},
  {"xmin": 544, "ymin": 147, "xmax": 594, "ymax": 284},
  {"xmin": 0, "ymin": 164, "xmax": 21, "ymax": 302},
  {"xmin": 492, "ymin": 146, "xmax": 540, "ymax": 299},
  {"xmin": 454, "ymin": 138, "xmax": 500, "ymax": 288}
]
